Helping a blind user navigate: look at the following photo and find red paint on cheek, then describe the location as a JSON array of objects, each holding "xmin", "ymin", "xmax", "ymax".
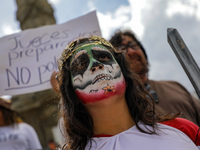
[{"xmin": 75, "ymin": 79, "xmax": 126, "ymax": 104}]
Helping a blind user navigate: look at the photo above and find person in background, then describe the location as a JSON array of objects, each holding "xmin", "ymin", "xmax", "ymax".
[
  {"xmin": 109, "ymin": 29, "xmax": 200, "ymax": 126},
  {"xmin": 56, "ymin": 35, "xmax": 200, "ymax": 150},
  {"xmin": 0, "ymin": 97, "xmax": 42, "ymax": 150}
]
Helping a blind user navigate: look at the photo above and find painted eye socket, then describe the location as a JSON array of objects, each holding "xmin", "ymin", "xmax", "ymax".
[
  {"xmin": 70, "ymin": 54, "xmax": 89, "ymax": 73},
  {"xmin": 73, "ymin": 61, "xmax": 87, "ymax": 71},
  {"xmin": 98, "ymin": 54, "xmax": 110, "ymax": 62}
]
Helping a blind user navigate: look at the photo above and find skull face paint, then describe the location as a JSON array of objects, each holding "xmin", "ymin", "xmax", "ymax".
[{"xmin": 70, "ymin": 44, "xmax": 126, "ymax": 104}]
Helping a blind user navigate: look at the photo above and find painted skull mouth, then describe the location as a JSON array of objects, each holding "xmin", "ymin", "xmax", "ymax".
[{"xmin": 92, "ymin": 73, "xmax": 113, "ymax": 84}]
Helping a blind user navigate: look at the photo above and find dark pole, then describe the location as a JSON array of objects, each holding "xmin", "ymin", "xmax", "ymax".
[{"xmin": 167, "ymin": 28, "xmax": 200, "ymax": 99}]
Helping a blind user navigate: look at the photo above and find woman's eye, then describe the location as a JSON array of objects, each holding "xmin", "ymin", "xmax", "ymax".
[
  {"xmin": 70, "ymin": 62, "xmax": 86, "ymax": 73},
  {"xmin": 99, "ymin": 55, "xmax": 109, "ymax": 61},
  {"xmin": 80, "ymin": 61, "xmax": 87, "ymax": 67}
]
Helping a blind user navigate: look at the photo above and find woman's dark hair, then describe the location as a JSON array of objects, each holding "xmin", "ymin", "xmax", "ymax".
[{"xmin": 58, "ymin": 36, "xmax": 175, "ymax": 150}]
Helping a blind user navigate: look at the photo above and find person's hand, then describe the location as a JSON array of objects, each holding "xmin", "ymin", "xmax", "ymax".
[{"xmin": 50, "ymin": 71, "xmax": 60, "ymax": 93}]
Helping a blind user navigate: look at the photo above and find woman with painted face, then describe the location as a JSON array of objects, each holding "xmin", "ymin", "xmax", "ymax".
[{"xmin": 57, "ymin": 35, "xmax": 200, "ymax": 150}]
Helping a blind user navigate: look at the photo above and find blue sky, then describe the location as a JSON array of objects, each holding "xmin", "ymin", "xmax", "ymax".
[{"xmin": 0, "ymin": 0, "xmax": 200, "ymax": 97}]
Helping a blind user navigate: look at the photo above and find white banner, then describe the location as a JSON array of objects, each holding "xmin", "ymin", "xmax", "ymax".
[{"xmin": 0, "ymin": 11, "xmax": 101, "ymax": 96}]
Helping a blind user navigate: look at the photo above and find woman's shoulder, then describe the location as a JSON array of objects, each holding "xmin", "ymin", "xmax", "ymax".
[
  {"xmin": 160, "ymin": 118, "xmax": 200, "ymax": 146},
  {"xmin": 18, "ymin": 122, "xmax": 31, "ymax": 127},
  {"xmin": 17, "ymin": 122, "xmax": 36, "ymax": 132},
  {"xmin": 149, "ymin": 80, "xmax": 187, "ymax": 89}
]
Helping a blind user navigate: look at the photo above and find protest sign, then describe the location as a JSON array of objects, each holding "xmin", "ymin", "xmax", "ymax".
[{"xmin": 0, "ymin": 11, "xmax": 101, "ymax": 96}]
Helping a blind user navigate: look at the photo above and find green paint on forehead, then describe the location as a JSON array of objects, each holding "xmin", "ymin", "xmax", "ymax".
[{"xmin": 70, "ymin": 43, "xmax": 110, "ymax": 63}]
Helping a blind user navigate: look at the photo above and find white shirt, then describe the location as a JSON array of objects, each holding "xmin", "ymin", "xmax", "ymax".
[
  {"xmin": 0, "ymin": 122, "xmax": 42, "ymax": 150},
  {"xmin": 86, "ymin": 122, "xmax": 199, "ymax": 150}
]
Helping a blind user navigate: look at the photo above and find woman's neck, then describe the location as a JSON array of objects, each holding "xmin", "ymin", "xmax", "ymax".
[{"xmin": 85, "ymin": 94, "xmax": 135, "ymax": 136}]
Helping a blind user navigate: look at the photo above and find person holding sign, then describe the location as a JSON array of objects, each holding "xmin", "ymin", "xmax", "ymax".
[{"xmin": 56, "ymin": 35, "xmax": 200, "ymax": 150}]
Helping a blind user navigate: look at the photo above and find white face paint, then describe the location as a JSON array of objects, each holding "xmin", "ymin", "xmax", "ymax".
[{"xmin": 70, "ymin": 44, "xmax": 126, "ymax": 104}]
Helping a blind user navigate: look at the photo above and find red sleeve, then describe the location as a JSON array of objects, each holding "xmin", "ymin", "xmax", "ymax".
[{"xmin": 160, "ymin": 118, "xmax": 200, "ymax": 146}]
